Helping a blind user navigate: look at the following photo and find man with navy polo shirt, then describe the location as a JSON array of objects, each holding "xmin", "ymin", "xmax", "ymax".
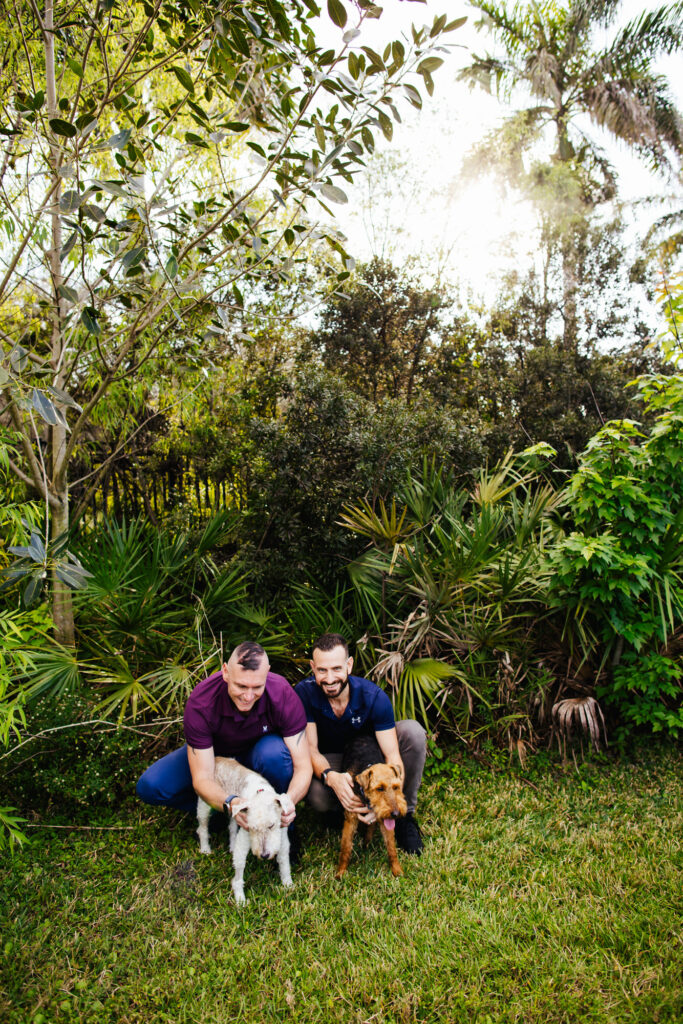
[
  {"xmin": 136, "ymin": 642, "xmax": 311, "ymax": 847},
  {"xmin": 295, "ymin": 633, "xmax": 426, "ymax": 854}
]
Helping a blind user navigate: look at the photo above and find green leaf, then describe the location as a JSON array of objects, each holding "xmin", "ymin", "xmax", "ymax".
[
  {"xmin": 59, "ymin": 190, "xmax": 83, "ymax": 213},
  {"xmin": 171, "ymin": 66, "xmax": 195, "ymax": 94},
  {"xmin": 430, "ymin": 13, "xmax": 447, "ymax": 36},
  {"xmin": 57, "ymin": 284, "xmax": 79, "ymax": 303},
  {"xmin": 66, "ymin": 56, "xmax": 84, "ymax": 78},
  {"xmin": 80, "ymin": 308, "xmax": 100, "ymax": 335},
  {"xmin": 378, "ymin": 111, "xmax": 393, "ymax": 140},
  {"xmin": 320, "ymin": 182, "xmax": 348, "ymax": 204},
  {"xmin": 27, "ymin": 532, "xmax": 46, "ymax": 562},
  {"xmin": 403, "ymin": 84, "xmax": 422, "ymax": 109},
  {"xmin": 327, "ymin": 0, "xmax": 347, "ymax": 28},
  {"xmin": 121, "ymin": 246, "xmax": 146, "ymax": 269},
  {"xmin": 223, "ymin": 122, "xmax": 250, "ymax": 132},
  {"xmin": 165, "ymin": 254, "xmax": 178, "ymax": 280},
  {"xmin": 32, "ymin": 389, "xmax": 59, "ymax": 426},
  {"xmin": 444, "ymin": 16, "xmax": 467, "ymax": 32},
  {"xmin": 185, "ymin": 131, "xmax": 209, "ymax": 148},
  {"xmin": 60, "ymin": 232, "xmax": 78, "ymax": 258},
  {"xmin": 361, "ymin": 46, "xmax": 384, "ymax": 70},
  {"xmin": 23, "ymin": 573, "xmax": 44, "ymax": 607},
  {"xmin": 47, "ymin": 385, "xmax": 82, "ymax": 411},
  {"xmin": 9, "ymin": 344, "xmax": 28, "ymax": 372},
  {"xmin": 418, "ymin": 57, "xmax": 444, "ymax": 74},
  {"xmin": 49, "ymin": 118, "xmax": 77, "ymax": 138},
  {"xmin": 81, "ymin": 203, "xmax": 106, "ymax": 223},
  {"xmin": 55, "ymin": 564, "xmax": 91, "ymax": 589},
  {"xmin": 103, "ymin": 129, "xmax": 131, "ymax": 150},
  {"xmin": 361, "ymin": 126, "xmax": 375, "ymax": 152}
]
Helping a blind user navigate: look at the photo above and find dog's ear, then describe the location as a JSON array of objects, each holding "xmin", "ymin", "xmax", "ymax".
[
  {"xmin": 389, "ymin": 763, "xmax": 403, "ymax": 779},
  {"xmin": 356, "ymin": 767, "xmax": 373, "ymax": 791},
  {"xmin": 231, "ymin": 799, "xmax": 249, "ymax": 816}
]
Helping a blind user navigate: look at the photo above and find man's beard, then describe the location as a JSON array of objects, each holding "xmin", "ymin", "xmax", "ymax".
[{"xmin": 321, "ymin": 676, "xmax": 349, "ymax": 698}]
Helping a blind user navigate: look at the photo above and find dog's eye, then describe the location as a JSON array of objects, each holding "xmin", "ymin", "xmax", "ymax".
[{"xmin": 377, "ymin": 785, "xmax": 385, "ymax": 792}]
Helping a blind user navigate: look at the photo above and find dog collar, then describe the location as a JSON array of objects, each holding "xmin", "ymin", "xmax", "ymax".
[{"xmin": 355, "ymin": 782, "xmax": 371, "ymax": 809}]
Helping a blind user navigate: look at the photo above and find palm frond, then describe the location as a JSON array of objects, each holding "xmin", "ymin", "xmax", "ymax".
[{"xmin": 380, "ymin": 657, "xmax": 464, "ymax": 727}]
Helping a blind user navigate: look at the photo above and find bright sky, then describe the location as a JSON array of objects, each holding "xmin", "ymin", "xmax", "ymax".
[{"xmin": 313, "ymin": 0, "xmax": 682, "ymax": 301}]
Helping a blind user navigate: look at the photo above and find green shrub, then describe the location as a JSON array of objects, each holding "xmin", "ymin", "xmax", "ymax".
[
  {"xmin": 0, "ymin": 693, "xmax": 172, "ymax": 818},
  {"xmin": 549, "ymin": 373, "xmax": 683, "ymax": 737}
]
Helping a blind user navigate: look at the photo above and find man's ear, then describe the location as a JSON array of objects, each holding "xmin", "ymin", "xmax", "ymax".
[{"xmin": 347, "ymin": 655, "xmax": 354, "ymax": 675}]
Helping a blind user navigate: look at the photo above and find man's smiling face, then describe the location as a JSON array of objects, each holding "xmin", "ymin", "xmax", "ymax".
[
  {"xmin": 310, "ymin": 644, "xmax": 353, "ymax": 700},
  {"xmin": 222, "ymin": 652, "xmax": 268, "ymax": 713}
]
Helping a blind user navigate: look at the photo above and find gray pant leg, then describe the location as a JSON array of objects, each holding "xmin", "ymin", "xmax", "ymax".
[
  {"xmin": 396, "ymin": 719, "xmax": 427, "ymax": 813},
  {"xmin": 305, "ymin": 752, "xmax": 344, "ymax": 813}
]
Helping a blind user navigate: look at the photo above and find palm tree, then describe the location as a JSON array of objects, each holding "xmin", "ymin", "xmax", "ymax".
[{"xmin": 459, "ymin": 0, "xmax": 683, "ymax": 348}]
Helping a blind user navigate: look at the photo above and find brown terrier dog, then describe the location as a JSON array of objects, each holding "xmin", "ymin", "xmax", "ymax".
[{"xmin": 335, "ymin": 735, "xmax": 408, "ymax": 879}]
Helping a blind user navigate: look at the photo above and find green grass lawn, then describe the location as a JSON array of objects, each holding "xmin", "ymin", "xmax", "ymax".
[{"xmin": 1, "ymin": 747, "xmax": 681, "ymax": 1024}]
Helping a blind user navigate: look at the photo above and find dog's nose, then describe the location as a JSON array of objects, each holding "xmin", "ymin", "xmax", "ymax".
[{"xmin": 391, "ymin": 811, "xmax": 400, "ymax": 819}]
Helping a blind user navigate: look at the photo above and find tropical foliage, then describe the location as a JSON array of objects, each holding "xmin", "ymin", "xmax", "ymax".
[{"xmin": 1, "ymin": 0, "xmax": 683, "ymax": 855}]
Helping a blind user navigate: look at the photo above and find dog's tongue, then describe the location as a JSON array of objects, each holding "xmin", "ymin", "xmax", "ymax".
[{"xmin": 383, "ymin": 818, "xmax": 395, "ymax": 831}]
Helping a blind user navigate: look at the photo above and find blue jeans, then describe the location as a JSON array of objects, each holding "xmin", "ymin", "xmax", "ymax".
[{"xmin": 135, "ymin": 736, "xmax": 294, "ymax": 814}]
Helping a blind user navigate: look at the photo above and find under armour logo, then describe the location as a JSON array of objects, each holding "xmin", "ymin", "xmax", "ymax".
[
  {"xmin": 351, "ymin": 716, "xmax": 361, "ymax": 725},
  {"xmin": 263, "ymin": 725, "xmax": 269, "ymax": 732}
]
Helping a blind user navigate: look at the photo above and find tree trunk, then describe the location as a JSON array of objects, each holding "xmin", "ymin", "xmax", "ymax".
[
  {"xmin": 45, "ymin": 0, "xmax": 74, "ymax": 645},
  {"xmin": 561, "ymin": 233, "xmax": 579, "ymax": 354}
]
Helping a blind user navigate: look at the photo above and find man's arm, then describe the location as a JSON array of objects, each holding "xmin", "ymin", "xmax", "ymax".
[
  {"xmin": 306, "ymin": 722, "xmax": 365, "ymax": 815},
  {"xmin": 281, "ymin": 727, "xmax": 313, "ymax": 825},
  {"xmin": 375, "ymin": 727, "xmax": 405, "ymax": 778},
  {"xmin": 186, "ymin": 745, "xmax": 249, "ymax": 829}
]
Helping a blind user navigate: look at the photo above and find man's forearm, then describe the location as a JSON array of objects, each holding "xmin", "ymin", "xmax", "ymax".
[
  {"xmin": 311, "ymin": 750, "xmax": 331, "ymax": 780},
  {"xmin": 192, "ymin": 776, "xmax": 229, "ymax": 811},
  {"xmin": 287, "ymin": 761, "xmax": 313, "ymax": 805}
]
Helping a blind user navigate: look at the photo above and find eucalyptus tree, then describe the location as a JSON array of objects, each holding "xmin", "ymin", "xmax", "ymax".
[
  {"xmin": 459, "ymin": 0, "xmax": 683, "ymax": 349},
  {"xmin": 0, "ymin": 0, "xmax": 464, "ymax": 642}
]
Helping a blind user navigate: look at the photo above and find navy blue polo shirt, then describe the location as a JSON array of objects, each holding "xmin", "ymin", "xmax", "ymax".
[{"xmin": 295, "ymin": 674, "xmax": 395, "ymax": 753}]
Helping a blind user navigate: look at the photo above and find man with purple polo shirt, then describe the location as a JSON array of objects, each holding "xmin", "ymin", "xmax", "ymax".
[{"xmin": 136, "ymin": 642, "xmax": 311, "ymax": 846}]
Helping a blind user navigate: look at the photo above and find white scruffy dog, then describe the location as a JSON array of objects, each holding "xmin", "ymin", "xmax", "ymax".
[{"xmin": 196, "ymin": 756, "xmax": 293, "ymax": 905}]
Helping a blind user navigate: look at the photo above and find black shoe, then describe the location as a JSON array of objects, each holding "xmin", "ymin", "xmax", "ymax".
[
  {"xmin": 395, "ymin": 813, "xmax": 423, "ymax": 855},
  {"xmin": 288, "ymin": 822, "xmax": 302, "ymax": 866}
]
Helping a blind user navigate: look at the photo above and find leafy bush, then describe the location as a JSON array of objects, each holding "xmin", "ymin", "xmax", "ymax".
[
  {"xmin": 337, "ymin": 454, "xmax": 564, "ymax": 755},
  {"xmin": 605, "ymin": 651, "xmax": 683, "ymax": 738},
  {"xmin": 549, "ymin": 373, "xmax": 683, "ymax": 736},
  {"xmin": 0, "ymin": 693, "xmax": 173, "ymax": 818}
]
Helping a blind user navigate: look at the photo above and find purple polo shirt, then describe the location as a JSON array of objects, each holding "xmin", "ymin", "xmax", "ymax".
[{"xmin": 183, "ymin": 669, "xmax": 306, "ymax": 756}]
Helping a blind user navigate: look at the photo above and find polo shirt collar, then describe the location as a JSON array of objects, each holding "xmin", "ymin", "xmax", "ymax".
[{"xmin": 315, "ymin": 675, "xmax": 359, "ymax": 717}]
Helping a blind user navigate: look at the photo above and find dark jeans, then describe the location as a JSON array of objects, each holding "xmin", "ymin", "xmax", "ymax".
[{"xmin": 135, "ymin": 735, "xmax": 294, "ymax": 814}]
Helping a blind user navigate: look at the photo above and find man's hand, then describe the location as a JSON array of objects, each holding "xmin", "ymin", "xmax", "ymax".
[
  {"xmin": 327, "ymin": 771, "xmax": 366, "ymax": 814},
  {"xmin": 278, "ymin": 793, "xmax": 296, "ymax": 827},
  {"xmin": 229, "ymin": 798, "xmax": 249, "ymax": 830}
]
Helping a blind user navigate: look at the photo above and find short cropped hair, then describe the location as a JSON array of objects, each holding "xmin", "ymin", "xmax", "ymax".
[
  {"xmin": 233, "ymin": 641, "xmax": 267, "ymax": 671},
  {"xmin": 312, "ymin": 633, "xmax": 349, "ymax": 658}
]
